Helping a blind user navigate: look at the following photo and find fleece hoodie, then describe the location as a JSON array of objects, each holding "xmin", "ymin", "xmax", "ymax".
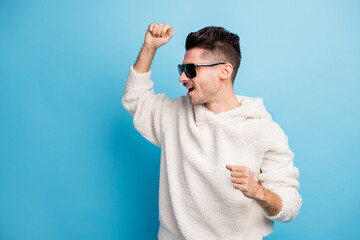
[{"xmin": 121, "ymin": 65, "xmax": 302, "ymax": 240}]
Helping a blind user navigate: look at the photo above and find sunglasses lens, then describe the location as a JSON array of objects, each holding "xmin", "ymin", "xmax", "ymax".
[
  {"xmin": 178, "ymin": 64, "xmax": 196, "ymax": 78},
  {"xmin": 184, "ymin": 64, "xmax": 196, "ymax": 78},
  {"xmin": 178, "ymin": 65, "xmax": 183, "ymax": 76}
]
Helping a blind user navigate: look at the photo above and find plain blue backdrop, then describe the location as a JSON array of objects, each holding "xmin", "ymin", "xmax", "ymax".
[{"xmin": 1, "ymin": 0, "xmax": 359, "ymax": 239}]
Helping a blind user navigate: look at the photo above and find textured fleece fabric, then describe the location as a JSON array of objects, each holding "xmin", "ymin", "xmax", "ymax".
[{"xmin": 121, "ymin": 65, "xmax": 302, "ymax": 240}]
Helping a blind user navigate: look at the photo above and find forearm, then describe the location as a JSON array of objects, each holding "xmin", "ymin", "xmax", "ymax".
[
  {"xmin": 133, "ymin": 43, "xmax": 157, "ymax": 73},
  {"xmin": 255, "ymin": 185, "xmax": 282, "ymax": 217}
]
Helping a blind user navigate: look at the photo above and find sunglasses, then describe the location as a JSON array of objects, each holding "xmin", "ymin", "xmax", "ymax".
[{"xmin": 178, "ymin": 63, "xmax": 225, "ymax": 78}]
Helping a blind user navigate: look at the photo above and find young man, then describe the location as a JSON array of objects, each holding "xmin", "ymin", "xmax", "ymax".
[{"xmin": 122, "ymin": 23, "xmax": 302, "ymax": 240}]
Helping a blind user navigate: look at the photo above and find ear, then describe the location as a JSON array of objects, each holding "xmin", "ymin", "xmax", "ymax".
[{"xmin": 219, "ymin": 63, "xmax": 233, "ymax": 81}]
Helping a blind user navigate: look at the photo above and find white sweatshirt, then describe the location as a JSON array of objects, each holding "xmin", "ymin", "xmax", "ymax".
[{"xmin": 122, "ymin": 65, "xmax": 302, "ymax": 240}]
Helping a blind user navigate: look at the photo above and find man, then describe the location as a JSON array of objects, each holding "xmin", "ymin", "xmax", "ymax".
[{"xmin": 122, "ymin": 23, "xmax": 302, "ymax": 240}]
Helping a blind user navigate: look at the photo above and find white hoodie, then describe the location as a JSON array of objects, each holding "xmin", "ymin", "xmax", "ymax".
[{"xmin": 122, "ymin": 65, "xmax": 302, "ymax": 240}]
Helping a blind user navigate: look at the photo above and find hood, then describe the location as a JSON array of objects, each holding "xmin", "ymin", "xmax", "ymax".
[{"xmin": 192, "ymin": 95, "xmax": 272, "ymax": 124}]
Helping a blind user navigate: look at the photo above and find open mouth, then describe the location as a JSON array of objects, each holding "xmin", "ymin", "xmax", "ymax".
[
  {"xmin": 187, "ymin": 87, "xmax": 195, "ymax": 96},
  {"xmin": 184, "ymin": 83, "xmax": 195, "ymax": 96}
]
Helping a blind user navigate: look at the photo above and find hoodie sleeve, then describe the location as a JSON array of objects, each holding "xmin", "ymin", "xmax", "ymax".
[
  {"xmin": 257, "ymin": 122, "xmax": 302, "ymax": 223},
  {"xmin": 121, "ymin": 65, "xmax": 174, "ymax": 147}
]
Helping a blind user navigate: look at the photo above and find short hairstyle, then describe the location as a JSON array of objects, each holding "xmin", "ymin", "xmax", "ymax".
[{"xmin": 185, "ymin": 26, "xmax": 241, "ymax": 84}]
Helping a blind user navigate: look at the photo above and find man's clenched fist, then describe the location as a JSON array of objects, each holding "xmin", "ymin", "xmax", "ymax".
[
  {"xmin": 144, "ymin": 23, "xmax": 174, "ymax": 50},
  {"xmin": 226, "ymin": 165, "xmax": 264, "ymax": 200}
]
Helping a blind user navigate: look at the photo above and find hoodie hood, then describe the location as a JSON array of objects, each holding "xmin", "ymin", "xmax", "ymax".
[{"xmin": 192, "ymin": 95, "xmax": 272, "ymax": 124}]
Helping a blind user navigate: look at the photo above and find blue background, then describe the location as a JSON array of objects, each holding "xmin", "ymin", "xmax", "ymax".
[{"xmin": 1, "ymin": 0, "xmax": 359, "ymax": 239}]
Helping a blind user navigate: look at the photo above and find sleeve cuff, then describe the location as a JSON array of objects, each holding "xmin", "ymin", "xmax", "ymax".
[
  {"xmin": 125, "ymin": 65, "xmax": 153, "ymax": 89},
  {"xmin": 263, "ymin": 192, "xmax": 286, "ymax": 222},
  {"xmin": 130, "ymin": 64, "xmax": 151, "ymax": 76},
  {"xmin": 263, "ymin": 189, "xmax": 300, "ymax": 223}
]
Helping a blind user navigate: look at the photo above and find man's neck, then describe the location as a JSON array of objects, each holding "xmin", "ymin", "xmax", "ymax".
[{"xmin": 205, "ymin": 91, "xmax": 241, "ymax": 115}]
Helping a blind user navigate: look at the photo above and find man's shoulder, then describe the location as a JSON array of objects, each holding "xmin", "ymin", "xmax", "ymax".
[{"xmin": 258, "ymin": 118, "xmax": 291, "ymax": 146}]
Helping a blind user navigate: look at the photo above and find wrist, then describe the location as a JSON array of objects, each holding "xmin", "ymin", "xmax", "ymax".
[
  {"xmin": 255, "ymin": 185, "xmax": 267, "ymax": 202},
  {"xmin": 142, "ymin": 43, "xmax": 157, "ymax": 53}
]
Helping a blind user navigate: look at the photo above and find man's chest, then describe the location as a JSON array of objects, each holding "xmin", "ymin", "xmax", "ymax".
[{"xmin": 165, "ymin": 120, "xmax": 270, "ymax": 176}]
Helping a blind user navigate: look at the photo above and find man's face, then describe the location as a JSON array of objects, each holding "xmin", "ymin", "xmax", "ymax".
[{"xmin": 179, "ymin": 48, "xmax": 220, "ymax": 106}]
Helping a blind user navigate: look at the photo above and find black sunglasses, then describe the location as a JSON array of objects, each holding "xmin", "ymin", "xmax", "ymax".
[{"xmin": 178, "ymin": 63, "xmax": 225, "ymax": 78}]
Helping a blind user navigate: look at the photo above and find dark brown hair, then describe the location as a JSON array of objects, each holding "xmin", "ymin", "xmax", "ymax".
[{"xmin": 185, "ymin": 26, "xmax": 241, "ymax": 84}]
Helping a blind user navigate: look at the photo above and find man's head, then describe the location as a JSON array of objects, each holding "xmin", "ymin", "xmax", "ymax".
[
  {"xmin": 185, "ymin": 26, "xmax": 241, "ymax": 83},
  {"xmin": 179, "ymin": 26, "xmax": 241, "ymax": 106}
]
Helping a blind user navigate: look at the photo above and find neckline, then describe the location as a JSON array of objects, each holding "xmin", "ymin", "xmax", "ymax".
[{"xmin": 193, "ymin": 95, "xmax": 247, "ymax": 123}]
